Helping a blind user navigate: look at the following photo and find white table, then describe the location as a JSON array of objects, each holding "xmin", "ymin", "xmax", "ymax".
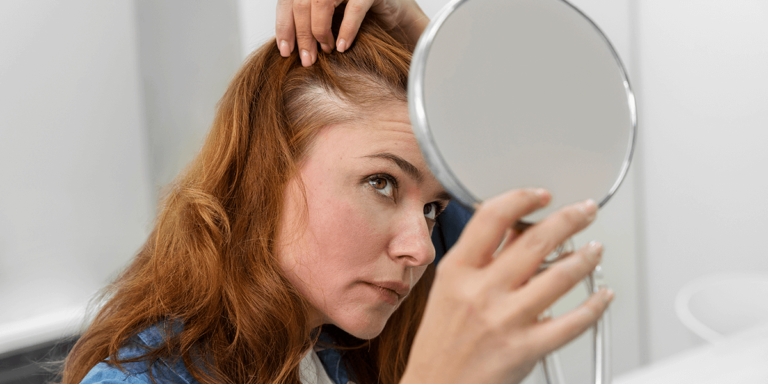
[{"xmin": 615, "ymin": 323, "xmax": 768, "ymax": 384}]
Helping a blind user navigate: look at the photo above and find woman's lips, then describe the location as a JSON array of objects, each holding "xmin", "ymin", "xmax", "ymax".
[
  {"xmin": 364, "ymin": 281, "xmax": 410, "ymax": 305},
  {"xmin": 365, "ymin": 283, "xmax": 399, "ymax": 305},
  {"xmin": 368, "ymin": 280, "xmax": 410, "ymax": 297}
]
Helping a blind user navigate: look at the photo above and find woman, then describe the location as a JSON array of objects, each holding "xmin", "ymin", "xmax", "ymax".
[{"xmin": 62, "ymin": 2, "xmax": 612, "ymax": 384}]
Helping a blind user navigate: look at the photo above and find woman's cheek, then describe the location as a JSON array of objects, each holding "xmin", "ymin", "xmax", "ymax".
[
  {"xmin": 345, "ymin": 189, "xmax": 393, "ymax": 236},
  {"xmin": 314, "ymin": 193, "xmax": 387, "ymax": 259}
]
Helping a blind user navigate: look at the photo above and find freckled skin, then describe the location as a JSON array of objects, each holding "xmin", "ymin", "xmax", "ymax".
[{"xmin": 276, "ymin": 102, "xmax": 448, "ymax": 339}]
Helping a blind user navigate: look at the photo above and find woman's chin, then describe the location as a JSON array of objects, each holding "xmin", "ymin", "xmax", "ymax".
[
  {"xmin": 345, "ymin": 326, "xmax": 385, "ymax": 340},
  {"xmin": 334, "ymin": 316, "xmax": 389, "ymax": 340}
]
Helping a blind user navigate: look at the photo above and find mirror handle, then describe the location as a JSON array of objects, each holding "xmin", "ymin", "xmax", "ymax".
[{"xmin": 540, "ymin": 266, "xmax": 611, "ymax": 384}]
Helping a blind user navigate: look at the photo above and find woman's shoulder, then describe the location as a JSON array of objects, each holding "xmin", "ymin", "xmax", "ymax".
[
  {"xmin": 79, "ymin": 361, "xmax": 150, "ymax": 384},
  {"xmin": 79, "ymin": 322, "xmax": 360, "ymax": 384},
  {"xmin": 80, "ymin": 322, "xmax": 199, "ymax": 384}
]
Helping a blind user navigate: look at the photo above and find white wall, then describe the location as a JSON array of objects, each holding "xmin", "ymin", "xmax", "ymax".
[
  {"xmin": 0, "ymin": 0, "xmax": 242, "ymax": 355},
  {"xmin": 135, "ymin": 0, "xmax": 241, "ymax": 195},
  {"xmin": 0, "ymin": 0, "xmax": 153, "ymax": 353},
  {"xmin": 635, "ymin": 0, "xmax": 768, "ymax": 362},
  {"xmin": 237, "ymin": 0, "xmax": 277, "ymax": 57}
]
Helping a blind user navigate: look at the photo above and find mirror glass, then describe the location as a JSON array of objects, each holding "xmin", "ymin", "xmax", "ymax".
[{"xmin": 409, "ymin": 0, "xmax": 636, "ymax": 222}]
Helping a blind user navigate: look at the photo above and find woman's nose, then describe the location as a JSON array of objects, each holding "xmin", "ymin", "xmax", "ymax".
[{"xmin": 388, "ymin": 210, "xmax": 436, "ymax": 267}]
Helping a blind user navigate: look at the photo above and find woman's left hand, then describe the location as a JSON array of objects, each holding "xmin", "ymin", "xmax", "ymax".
[{"xmin": 275, "ymin": 0, "xmax": 429, "ymax": 66}]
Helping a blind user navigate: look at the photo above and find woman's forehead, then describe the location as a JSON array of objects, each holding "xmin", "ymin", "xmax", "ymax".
[
  {"xmin": 318, "ymin": 120, "xmax": 419, "ymax": 159},
  {"xmin": 315, "ymin": 102, "xmax": 416, "ymax": 151},
  {"xmin": 307, "ymin": 104, "xmax": 431, "ymax": 173},
  {"xmin": 300, "ymin": 105, "xmax": 449, "ymax": 198}
]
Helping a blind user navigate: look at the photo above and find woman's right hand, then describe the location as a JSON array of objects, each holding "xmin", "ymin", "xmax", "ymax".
[
  {"xmin": 275, "ymin": 0, "xmax": 429, "ymax": 66},
  {"xmin": 402, "ymin": 189, "xmax": 613, "ymax": 384}
]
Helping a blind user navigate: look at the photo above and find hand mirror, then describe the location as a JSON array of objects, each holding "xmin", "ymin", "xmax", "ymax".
[
  {"xmin": 409, "ymin": 0, "xmax": 636, "ymax": 222},
  {"xmin": 408, "ymin": 0, "xmax": 636, "ymax": 383}
]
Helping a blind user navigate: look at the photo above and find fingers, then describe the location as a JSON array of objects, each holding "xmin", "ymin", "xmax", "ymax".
[
  {"xmin": 527, "ymin": 288, "xmax": 614, "ymax": 357},
  {"xmin": 446, "ymin": 189, "xmax": 551, "ymax": 269},
  {"xmin": 311, "ymin": 0, "xmax": 340, "ymax": 53},
  {"xmin": 513, "ymin": 241, "xmax": 604, "ymax": 317},
  {"xmin": 293, "ymin": 0, "xmax": 317, "ymax": 66},
  {"xmin": 281, "ymin": 0, "xmax": 374, "ymax": 64},
  {"xmin": 336, "ymin": 0, "xmax": 373, "ymax": 52},
  {"xmin": 276, "ymin": 0, "xmax": 296, "ymax": 57},
  {"xmin": 489, "ymin": 199, "xmax": 597, "ymax": 288}
]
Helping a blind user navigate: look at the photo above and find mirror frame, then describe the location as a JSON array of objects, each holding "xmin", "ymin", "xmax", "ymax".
[{"xmin": 408, "ymin": 0, "xmax": 638, "ymax": 213}]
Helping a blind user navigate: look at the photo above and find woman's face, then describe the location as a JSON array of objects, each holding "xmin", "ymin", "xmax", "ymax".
[{"xmin": 277, "ymin": 101, "xmax": 450, "ymax": 339}]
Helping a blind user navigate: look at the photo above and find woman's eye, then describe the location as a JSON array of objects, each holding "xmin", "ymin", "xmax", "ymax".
[
  {"xmin": 424, "ymin": 203, "xmax": 438, "ymax": 220},
  {"xmin": 369, "ymin": 176, "xmax": 394, "ymax": 198}
]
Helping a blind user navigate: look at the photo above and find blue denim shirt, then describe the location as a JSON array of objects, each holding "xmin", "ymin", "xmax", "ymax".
[{"xmin": 80, "ymin": 202, "xmax": 471, "ymax": 384}]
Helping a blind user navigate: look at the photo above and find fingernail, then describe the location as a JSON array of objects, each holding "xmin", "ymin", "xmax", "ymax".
[
  {"xmin": 534, "ymin": 188, "xmax": 551, "ymax": 206},
  {"xmin": 320, "ymin": 43, "xmax": 331, "ymax": 53},
  {"xmin": 279, "ymin": 40, "xmax": 291, "ymax": 57},
  {"xmin": 585, "ymin": 241, "xmax": 603, "ymax": 263},
  {"xmin": 604, "ymin": 288, "xmax": 615, "ymax": 303},
  {"xmin": 337, "ymin": 38, "xmax": 347, "ymax": 52},
  {"xmin": 300, "ymin": 49, "xmax": 311, "ymax": 67},
  {"xmin": 579, "ymin": 199, "xmax": 597, "ymax": 221}
]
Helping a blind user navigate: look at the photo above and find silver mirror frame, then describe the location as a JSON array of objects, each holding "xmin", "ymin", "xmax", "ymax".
[{"xmin": 408, "ymin": 0, "xmax": 638, "ymax": 214}]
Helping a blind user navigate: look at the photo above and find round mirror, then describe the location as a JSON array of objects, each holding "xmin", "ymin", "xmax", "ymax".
[{"xmin": 409, "ymin": 0, "xmax": 636, "ymax": 223}]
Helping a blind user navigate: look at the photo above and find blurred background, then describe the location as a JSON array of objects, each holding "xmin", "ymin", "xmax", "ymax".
[{"xmin": 0, "ymin": 0, "xmax": 766, "ymax": 383}]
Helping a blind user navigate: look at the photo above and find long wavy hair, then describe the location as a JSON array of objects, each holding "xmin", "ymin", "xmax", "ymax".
[{"xmin": 60, "ymin": 9, "xmax": 433, "ymax": 384}]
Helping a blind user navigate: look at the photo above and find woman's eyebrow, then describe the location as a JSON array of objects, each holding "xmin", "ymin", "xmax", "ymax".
[{"xmin": 364, "ymin": 152, "xmax": 423, "ymax": 183}]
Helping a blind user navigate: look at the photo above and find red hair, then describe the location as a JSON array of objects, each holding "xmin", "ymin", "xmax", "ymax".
[{"xmin": 61, "ymin": 9, "xmax": 432, "ymax": 384}]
